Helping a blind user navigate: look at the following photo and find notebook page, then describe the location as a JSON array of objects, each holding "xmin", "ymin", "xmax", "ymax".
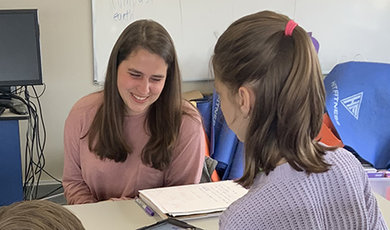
[{"xmin": 139, "ymin": 180, "xmax": 247, "ymax": 216}]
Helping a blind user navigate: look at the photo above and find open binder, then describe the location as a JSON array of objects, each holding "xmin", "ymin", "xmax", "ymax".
[{"xmin": 138, "ymin": 180, "xmax": 247, "ymax": 220}]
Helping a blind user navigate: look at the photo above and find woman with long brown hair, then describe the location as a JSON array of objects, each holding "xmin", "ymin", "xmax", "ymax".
[{"xmin": 63, "ymin": 19, "xmax": 205, "ymax": 204}]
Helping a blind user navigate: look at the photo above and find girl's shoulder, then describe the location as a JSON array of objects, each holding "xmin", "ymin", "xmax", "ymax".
[
  {"xmin": 325, "ymin": 147, "xmax": 360, "ymax": 165},
  {"xmin": 70, "ymin": 91, "xmax": 103, "ymax": 114},
  {"xmin": 181, "ymin": 100, "xmax": 202, "ymax": 124}
]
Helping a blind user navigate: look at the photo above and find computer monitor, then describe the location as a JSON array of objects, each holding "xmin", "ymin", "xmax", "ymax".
[{"xmin": 0, "ymin": 9, "xmax": 42, "ymax": 95}]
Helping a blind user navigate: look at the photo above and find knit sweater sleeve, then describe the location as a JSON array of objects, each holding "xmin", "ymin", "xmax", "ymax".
[
  {"xmin": 163, "ymin": 101, "xmax": 205, "ymax": 186},
  {"xmin": 219, "ymin": 183, "xmax": 269, "ymax": 230},
  {"xmin": 361, "ymin": 163, "xmax": 388, "ymax": 229},
  {"xmin": 62, "ymin": 95, "xmax": 98, "ymax": 205},
  {"xmin": 219, "ymin": 148, "xmax": 389, "ymax": 230}
]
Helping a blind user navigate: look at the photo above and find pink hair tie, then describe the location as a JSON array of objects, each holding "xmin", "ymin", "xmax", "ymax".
[{"xmin": 285, "ymin": 20, "xmax": 298, "ymax": 36}]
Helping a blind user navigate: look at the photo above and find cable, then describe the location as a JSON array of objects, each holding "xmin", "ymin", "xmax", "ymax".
[
  {"xmin": 2, "ymin": 86, "xmax": 62, "ymax": 200},
  {"xmin": 31, "ymin": 83, "xmax": 46, "ymax": 98},
  {"xmin": 37, "ymin": 185, "xmax": 63, "ymax": 200},
  {"xmin": 40, "ymin": 192, "xmax": 64, "ymax": 201}
]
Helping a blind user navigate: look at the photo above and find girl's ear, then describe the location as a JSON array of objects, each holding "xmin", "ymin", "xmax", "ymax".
[{"xmin": 238, "ymin": 85, "xmax": 254, "ymax": 118}]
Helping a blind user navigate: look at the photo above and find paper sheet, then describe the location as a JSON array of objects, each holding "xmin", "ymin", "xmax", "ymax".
[{"xmin": 139, "ymin": 180, "xmax": 247, "ymax": 216}]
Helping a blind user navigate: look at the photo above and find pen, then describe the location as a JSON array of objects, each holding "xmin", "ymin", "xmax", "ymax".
[{"xmin": 135, "ymin": 197, "xmax": 155, "ymax": 216}]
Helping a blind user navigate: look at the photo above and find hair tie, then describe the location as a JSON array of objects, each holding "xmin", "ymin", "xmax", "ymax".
[{"xmin": 285, "ymin": 20, "xmax": 298, "ymax": 36}]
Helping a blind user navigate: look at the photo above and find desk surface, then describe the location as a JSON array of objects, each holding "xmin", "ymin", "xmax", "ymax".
[
  {"xmin": 65, "ymin": 193, "xmax": 389, "ymax": 230},
  {"xmin": 0, "ymin": 108, "xmax": 28, "ymax": 120},
  {"xmin": 65, "ymin": 199, "xmax": 219, "ymax": 230}
]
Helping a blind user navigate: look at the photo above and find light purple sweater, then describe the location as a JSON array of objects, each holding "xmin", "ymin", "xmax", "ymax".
[{"xmin": 220, "ymin": 148, "xmax": 388, "ymax": 229}]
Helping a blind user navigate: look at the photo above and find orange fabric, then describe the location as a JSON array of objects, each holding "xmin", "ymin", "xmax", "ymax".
[
  {"xmin": 323, "ymin": 113, "xmax": 341, "ymax": 140},
  {"xmin": 316, "ymin": 113, "xmax": 344, "ymax": 148},
  {"xmin": 203, "ymin": 129, "xmax": 220, "ymax": 182}
]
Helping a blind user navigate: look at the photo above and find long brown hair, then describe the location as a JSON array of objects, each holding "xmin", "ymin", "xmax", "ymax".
[
  {"xmin": 212, "ymin": 11, "xmax": 335, "ymax": 188},
  {"xmin": 87, "ymin": 19, "xmax": 182, "ymax": 170}
]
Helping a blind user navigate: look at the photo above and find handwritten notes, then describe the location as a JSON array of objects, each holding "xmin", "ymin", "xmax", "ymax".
[{"xmin": 139, "ymin": 180, "xmax": 248, "ymax": 217}]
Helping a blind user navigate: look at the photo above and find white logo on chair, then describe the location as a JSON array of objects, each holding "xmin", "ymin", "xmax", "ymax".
[{"xmin": 340, "ymin": 92, "xmax": 363, "ymax": 120}]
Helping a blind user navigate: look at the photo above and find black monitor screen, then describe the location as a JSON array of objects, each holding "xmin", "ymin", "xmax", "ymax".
[{"xmin": 0, "ymin": 9, "xmax": 42, "ymax": 87}]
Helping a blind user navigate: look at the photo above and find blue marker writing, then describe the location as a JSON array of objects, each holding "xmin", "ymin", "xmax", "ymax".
[{"xmin": 135, "ymin": 197, "xmax": 155, "ymax": 216}]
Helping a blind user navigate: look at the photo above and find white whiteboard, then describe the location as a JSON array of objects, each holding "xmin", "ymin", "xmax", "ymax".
[{"xmin": 91, "ymin": 0, "xmax": 390, "ymax": 83}]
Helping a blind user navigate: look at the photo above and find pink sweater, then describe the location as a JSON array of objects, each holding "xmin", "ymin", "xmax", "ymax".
[{"xmin": 63, "ymin": 92, "xmax": 205, "ymax": 204}]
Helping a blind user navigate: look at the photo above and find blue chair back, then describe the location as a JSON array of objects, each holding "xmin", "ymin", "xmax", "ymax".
[
  {"xmin": 324, "ymin": 61, "xmax": 390, "ymax": 169},
  {"xmin": 196, "ymin": 90, "xmax": 244, "ymax": 180}
]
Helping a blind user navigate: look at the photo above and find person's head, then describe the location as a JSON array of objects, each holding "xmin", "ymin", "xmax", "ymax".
[
  {"xmin": 105, "ymin": 19, "xmax": 181, "ymax": 116},
  {"xmin": 88, "ymin": 19, "xmax": 183, "ymax": 170},
  {"xmin": 212, "ymin": 10, "xmax": 331, "ymax": 187},
  {"xmin": 0, "ymin": 200, "xmax": 85, "ymax": 230}
]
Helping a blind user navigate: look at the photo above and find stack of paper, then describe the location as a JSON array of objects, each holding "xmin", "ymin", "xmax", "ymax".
[{"xmin": 138, "ymin": 180, "xmax": 247, "ymax": 220}]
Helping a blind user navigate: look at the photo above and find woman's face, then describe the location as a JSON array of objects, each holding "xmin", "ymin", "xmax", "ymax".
[
  {"xmin": 215, "ymin": 78, "xmax": 249, "ymax": 142},
  {"xmin": 117, "ymin": 48, "xmax": 168, "ymax": 115}
]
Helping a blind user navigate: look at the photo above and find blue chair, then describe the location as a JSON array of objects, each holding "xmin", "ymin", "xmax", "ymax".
[
  {"xmin": 324, "ymin": 61, "xmax": 390, "ymax": 169},
  {"xmin": 196, "ymin": 90, "xmax": 244, "ymax": 180}
]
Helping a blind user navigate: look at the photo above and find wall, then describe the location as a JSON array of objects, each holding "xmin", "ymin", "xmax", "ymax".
[{"xmin": 0, "ymin": 0, "xmax": 212, "ymax": 182}]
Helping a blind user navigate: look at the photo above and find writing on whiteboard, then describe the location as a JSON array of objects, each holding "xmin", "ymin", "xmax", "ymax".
[
  {"xmin": 111, "ymin": 0, "xmax": 153, "ymax": 22},
  {"xmin": 112, "ymin": 0, "xmax": 132, "ymax": 22}
]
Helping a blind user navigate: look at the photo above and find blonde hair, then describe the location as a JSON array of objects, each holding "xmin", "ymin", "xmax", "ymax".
[{"xmin": 0, "ymin": 200, "xmax": 85, "ymax": 230}]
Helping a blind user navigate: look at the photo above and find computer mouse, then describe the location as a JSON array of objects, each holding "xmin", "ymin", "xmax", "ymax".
[{"xmin": 10, "ymin": 103, "xmax": 28, "ymax": 115}]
